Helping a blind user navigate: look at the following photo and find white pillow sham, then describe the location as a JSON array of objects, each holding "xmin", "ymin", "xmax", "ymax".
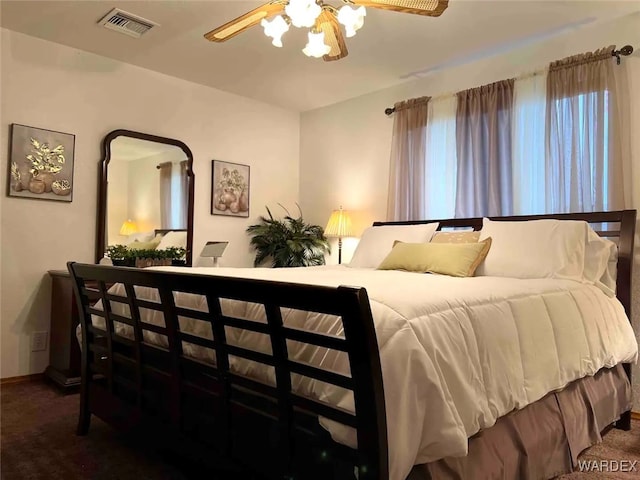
[
  {"xmin": 156, "ymin": 230, "xmax": 187, "ymax": 250},
  {"xmin": 348, "ymin": 223, "xmax": 439, "ymax": 268},
  {"xmin": 477, "ymin": 218, "xmax": 586, "ymax": 281},
  {"xmin": 477, "ymin": 218, "xmax": 617, "ymax": 295},
  {"xmin": 584, "ymin": 227, "xmax": 617, "ymax": 296}
]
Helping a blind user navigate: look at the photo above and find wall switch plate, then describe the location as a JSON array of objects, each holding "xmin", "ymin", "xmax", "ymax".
[{"xmin": 31, "ymin": 331, "xmax": 48, "ymax": 352}]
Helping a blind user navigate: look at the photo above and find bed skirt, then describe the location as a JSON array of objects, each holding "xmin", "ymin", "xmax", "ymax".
[{"xmin": 408, "ymin": 364, "xmax": 631, "ymax": 480}]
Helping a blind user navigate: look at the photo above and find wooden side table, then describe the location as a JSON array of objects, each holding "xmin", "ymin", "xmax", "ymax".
[{"xmin": 45, "ymin": 270, "xmax": 82, "ymax": 391}]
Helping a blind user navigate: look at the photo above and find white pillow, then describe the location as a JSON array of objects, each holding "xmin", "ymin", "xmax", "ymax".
[
  {"xmin": 348, "ymin": 223, "xmax": 439, "ymax": 268},
  {"xmin": 584, "ymin": 227, "xmax": 617, "ymax": 296},
  {"xmin": 477, "ymin": 218, "xmax": 586, "ymax": 281},
  {"xmin": 156, "ymin": 230, "xmax": 188, "ymax": 250},
  {"xmin": 123, "ymin": 231, "xmax": 155, "ymax": 245}
]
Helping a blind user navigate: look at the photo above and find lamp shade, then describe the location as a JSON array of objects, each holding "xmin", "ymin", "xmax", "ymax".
[
  {"xmin": 119, "ymin": 219, "xmax": 138, "ymax": 236},
  {"xmin": 325, "ymin": 208, "xmax": 353, "ymax": 238}
]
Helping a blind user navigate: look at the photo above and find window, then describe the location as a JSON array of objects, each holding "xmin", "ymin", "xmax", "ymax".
[{"xmin": 421, "ymin": 75, "xmax": 615, "ymax": 217}]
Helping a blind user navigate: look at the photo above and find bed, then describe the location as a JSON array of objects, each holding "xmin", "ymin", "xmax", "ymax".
[{"xmin": 68, "ymin": 210, "xmax": 637, "ymax": 480}]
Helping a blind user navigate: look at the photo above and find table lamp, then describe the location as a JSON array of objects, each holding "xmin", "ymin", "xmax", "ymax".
[
  {"xmin": 119, "ymin": 219, "xmax": 138, "ymax": 236},
  {"xmin": 324, "ymin": 206, "xmax": 353, "ymax": 264}
]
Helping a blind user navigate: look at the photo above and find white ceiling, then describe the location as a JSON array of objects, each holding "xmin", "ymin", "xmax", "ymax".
[
  {"xmin": 111, "ymin": 136, "xmax": 185, "ymax": 162},
  {"xmin": 2, "ymin": 0, "xmax": 639, "ymax": 112}
]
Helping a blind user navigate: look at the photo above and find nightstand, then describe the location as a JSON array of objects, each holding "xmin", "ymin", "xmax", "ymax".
[{"xmin": 45, "ymin": 270, "xmax": 82, "ymax": 391}]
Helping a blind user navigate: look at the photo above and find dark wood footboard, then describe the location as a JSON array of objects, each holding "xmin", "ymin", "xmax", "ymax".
[{"xmin": 68, "ymin": 262, "xmax": 388, "ymax": 480}]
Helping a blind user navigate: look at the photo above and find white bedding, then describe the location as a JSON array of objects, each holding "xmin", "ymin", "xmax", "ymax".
[{"xmin": 86, "ymin": 265, "xmax": 637, "ymax": 480}]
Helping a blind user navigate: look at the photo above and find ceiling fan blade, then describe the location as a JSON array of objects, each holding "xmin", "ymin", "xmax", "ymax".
[
  {"xmin": 204, "ymin": 1, "xmax": 286, "ymax": 42},
  {"xmin": 317, "ymin": 9, "xmax": 348, "ymax": 62},
  {"xmin": 349, "ymin": 0, "xmax": 448, "ymax": 17}
]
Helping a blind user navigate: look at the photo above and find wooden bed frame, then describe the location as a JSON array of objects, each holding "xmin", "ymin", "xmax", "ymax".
[
  {"xmin": 69, "ymin": 210, "xmax": 636, "ymax": 480},
  {"xmin": 154, "ymin": 228, "xmax": 188, "ymax": 237}
]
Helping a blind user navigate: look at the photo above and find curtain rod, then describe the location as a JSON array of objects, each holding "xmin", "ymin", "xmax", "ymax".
[{"xmin": 384, "ymin": 44, "xmax": 634, "ymax": 116}]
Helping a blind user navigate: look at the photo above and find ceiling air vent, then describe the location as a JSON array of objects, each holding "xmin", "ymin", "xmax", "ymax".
[{"xmin": 98, "ymin": 8, "xmax": 158, "ymax": 38}]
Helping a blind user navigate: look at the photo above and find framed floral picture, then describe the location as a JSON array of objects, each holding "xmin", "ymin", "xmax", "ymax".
[
  {"xmin": 211, "ymin": 160, "xmax": 250, "ymax": 218},
  {"xmin": 7, "ymin": 124, "xmax": 75, "ymax": 202}
]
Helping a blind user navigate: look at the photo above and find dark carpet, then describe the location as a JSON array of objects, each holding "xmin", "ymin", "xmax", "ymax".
[{"xmin": 1, "ymin": 381, "xmax": 639, "ymax": 479}]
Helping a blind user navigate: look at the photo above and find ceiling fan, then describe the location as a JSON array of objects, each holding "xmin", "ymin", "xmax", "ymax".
[{"xmin": 204, "ymin": 0, "xmax": 449, "ymax": 62}]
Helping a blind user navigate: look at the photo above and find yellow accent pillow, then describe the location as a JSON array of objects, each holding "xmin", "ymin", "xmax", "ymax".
[
  {"xmin": 127, "ymin": 237, "xmax": 162, "ymax": 250},
  {"xmin": 431, "ymin": 231, "xmax": 481, "ymax": 243},
  {"xmin": 378, "ymin": 238, "xmax": 492, "ymax": 277}
]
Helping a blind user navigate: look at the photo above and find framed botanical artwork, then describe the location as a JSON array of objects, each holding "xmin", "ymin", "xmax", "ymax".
[
  {"xmin": 7, "ymin": 124, "xmax": 75, "ymax": 202},
  {"xmin": 211, "ymin": 160, "xmax": 250, "ymax": 218}
]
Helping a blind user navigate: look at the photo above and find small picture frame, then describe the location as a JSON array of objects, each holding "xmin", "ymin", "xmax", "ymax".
[
  {"xmin": 211, "ymin": 160, "xmax": 250, "ymax": 218},
  {"xmin": 7, "ymin": 124, "xmax": 75, "ymax": 202}
]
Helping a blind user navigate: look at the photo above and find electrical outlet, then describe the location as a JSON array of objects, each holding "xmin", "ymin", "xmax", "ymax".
[{"xmin": 31, "ymin": 331, "xmax": 48, "ymax": 352}]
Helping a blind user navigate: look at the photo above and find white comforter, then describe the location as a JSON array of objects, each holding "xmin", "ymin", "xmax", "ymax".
[{"xmin": 91, "ymin": 265, "xmax": 637, "ymax": 480}]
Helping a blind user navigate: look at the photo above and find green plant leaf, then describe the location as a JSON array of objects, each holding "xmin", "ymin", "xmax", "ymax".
[
  {"xmin": 246, "ymin": 206, "xmax": 330, "ymax": 268},
  {"xmin": 106, "ymin": 245, "xmax": 186, "ymax": 261}
]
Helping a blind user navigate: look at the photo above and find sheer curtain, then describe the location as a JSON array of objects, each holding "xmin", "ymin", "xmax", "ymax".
[
  {"xmin": 455, "ymin": 79, "xmax": 515, "ymax": 217},
  {"xmin": 614, "ymin": 58, "xmax": 633, "ymax": 210},
  {"xmin": 386, "ymin": 96, "xmax": 430, "ymax": 221},
  {"xmin": 158, "ymin": 162, "xmax": 172, "ymax": 229},
  {"xmin": 512, "ymin": 71, "xmax": 547, "ymax": 215},
  {"xmin": 385, "ymin": 47, "xmax": 631, "ymax": 221},
  {"xmin": 424, "ymin": 95, "xmax": 457, "ymax": 219},
  {"xmin": 545, "ymin": 46, "xmax": 626, "ymax": 213}
]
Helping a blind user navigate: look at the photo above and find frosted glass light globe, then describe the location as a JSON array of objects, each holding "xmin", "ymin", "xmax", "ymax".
[
  {"xmin": 285, "ymin": 0, "xmax": 322, "ymax": 28},
  {"xmin": 302, "ymin": 30, "xmax": 331, "ymax": 58},
  {"xmin": 337, "ymin": 5, "xmax": 366, "ymax": 38},
  {"xmin": 261, "ymin": 15, "xmax": 290, "ymax": 47}
]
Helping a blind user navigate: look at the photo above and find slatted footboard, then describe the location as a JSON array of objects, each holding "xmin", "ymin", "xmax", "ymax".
[{"xmin": 68, "ymin": 262, "xmax": 388, "ymax": 480}]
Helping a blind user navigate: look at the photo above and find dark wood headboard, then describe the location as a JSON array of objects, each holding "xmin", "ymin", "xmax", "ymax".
[
  {"xmin": 374, "ymin": 210, "xmax": 637, "ymax": 322},
  {"xmin": 154, "ymin": 229, "xmax": 187, "ymax": 236}
]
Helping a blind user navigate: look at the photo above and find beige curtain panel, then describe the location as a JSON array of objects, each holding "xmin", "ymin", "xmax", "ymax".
[
  {"xmin": 158, "ymin": 162, "xmax": 172, "ymax": 229},
  {"xmin": 386, "ymin": 96, "xmax": 431, "ymax": 221},
  {"xmin": 545, "ymin": 46, "xmax": 628, "ymax": 213},
  {"xmin": 179, "ymin": 160, "xmax": 189, "ymax": 227},
  {"xmin": 455, "ymin": 79, "xmax": 515, "ymax": 217}
]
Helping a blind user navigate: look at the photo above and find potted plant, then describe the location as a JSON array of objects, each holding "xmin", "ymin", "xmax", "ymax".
[
  {"xmin": 164, "ymin": 247, "xmax": 188, "ymax": 266},
  {"xmin": 106, "ymin": 245, "xmax": 133, "ymax": 266},
  {"xmin": 246, "ymin": 205, "xmax": 330, "ymax": 267},
  {"xmin": 106, "ymin": 245, "xmax": 187, "ymax": 267}
]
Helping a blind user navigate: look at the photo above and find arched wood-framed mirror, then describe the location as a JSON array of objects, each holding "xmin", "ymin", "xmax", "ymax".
[{"xmin": 95, "ymin": 129, "xmax": 195, "ymax": 265}]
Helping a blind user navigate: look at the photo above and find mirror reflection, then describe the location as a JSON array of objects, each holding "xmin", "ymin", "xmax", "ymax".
[
  {"xmin": 96, "ymin": 130, "xmax": 194, "ymax": 265},
  {"xmin": 106, "ymin": 136, "xmax": 189, "ymax": 247}
]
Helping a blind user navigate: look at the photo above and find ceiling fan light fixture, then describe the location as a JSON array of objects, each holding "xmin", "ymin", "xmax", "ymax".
[
  {"xmin": 204, "ymin": 0, "xmax": 449, "ymax": 61},
  {"xmin": 261, "ymin": 15, "xmax": 290, "ymax": 47},
  {"xmin": 337, "ymin": 5, "xmax": 366, "ymax": 38},
  {"xmin": 303, "ymin": 30, "xmax": 332, "ymax": 58},
  {"xmin": 285, "ymin": 0, "xmax": 322, "ymax": 28}
]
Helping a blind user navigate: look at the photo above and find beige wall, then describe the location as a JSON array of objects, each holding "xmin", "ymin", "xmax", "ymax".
[
  {"xmin": 0, "ymin": 29, "xmax": 300, "ymax": 378},
  {"xmin": 126, "ymin": 154, "xmax": 162, "ymax": 237},
  {"xmin": 300, "ymin": 12, "xmax": 640, "ymax": 406},
  {"xmin": 106, "ymin": 159, "xmax": 129, "ymax": 246},
  {"xmin": 125, "ymin": 152, "xmax": 182, "ymax": 238}
]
